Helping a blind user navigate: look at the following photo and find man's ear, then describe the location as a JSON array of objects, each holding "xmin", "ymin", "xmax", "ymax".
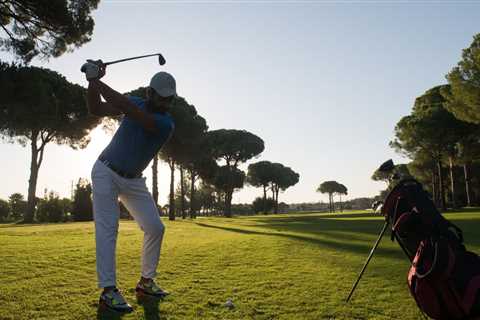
[{"xmin": 146, "ymin": 87, "xmax": 152, "ymax": 99}]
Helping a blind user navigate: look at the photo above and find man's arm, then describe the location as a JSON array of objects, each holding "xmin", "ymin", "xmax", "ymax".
[
  {"xmin": 89, "ymin": 79, "xmax": 158, "ymax": 133},
  {"xmin": 87, "ymin": 81, "xmax": 123, "ymax": 117}
]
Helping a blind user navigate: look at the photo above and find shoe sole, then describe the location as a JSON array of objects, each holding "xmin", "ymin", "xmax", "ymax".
[
  {"xmin": 136, "ymin": 288, "xmax": 169, "ymax": 299},
  {"xmin": 99, "ymin": 298, "xmax": 134, "ymax": 313}
]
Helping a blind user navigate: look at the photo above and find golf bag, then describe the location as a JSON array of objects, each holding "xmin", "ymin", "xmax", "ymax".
[{"xmin": 382, "ymin": 178, "xmax": 480, "ymax": 320}]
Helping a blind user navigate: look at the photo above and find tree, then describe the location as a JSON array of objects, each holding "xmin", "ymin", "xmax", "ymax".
[
  {"xmin": 8, "ymin": 192, "xmax": 26, "ymax": 220},
  {"xmin": 71, "ymin": 178, "xmax": 93, "ymax": 221},
  {"xmin": 183, "ymin": 154, "xmax": 217, "ymax": 219},
  {"xmin": 247, "ymin": 161, "xmax": 274, "ymax": 214},
  {"xmin": 211, "ymin": 165, "xmax": 246, "ymax": 217},
  {"xmin": 0, "ymin": 64, "xmax": 101, "ymax": 222},
  {"xmin": 391, "ymin": 85, "xmax": 474, "ymax": 210},
  {"xmin": 456, "ymin": 135, "xmax": 480, "ymax": 206},
  {"xmin": 0, "ymin": 199, "xmax": 10, "ymax": 221},
  {"xmin": 317, "ymin": 181, "xmax": 341, "ymax": 213},
  {"xmin": 252, "ymin": 197, "xmax": 275, "ymax": 214},
  {"xmin": 203, "ymin": 129, "xmax": 264, "ymax": 217},
  {"xmin": 270, "ymin": 164, "xmax": 299, "ymax": 213},
  {"xmin": 174, "ymin": 115, "xmax": 211, "ymax": 219},
  {"xmin": 159, "ymin": 97, "xmax": 204, "ymax": 220},
  {"xmin": 445, "ymin": 34, "xmax": 480, "ymax": 124},
  {"xmin": 36, "ymin": 190, "xmax": 64, "ymax": 222},
  {"xmin": 0, "ymin": 0, "xmax": 100, "ymax": 63},
  {"xmin": 196, "ymin": 181, "xmax": 217, "ymax": 216},
  {"xmin": 335, "ymin": 183, "xmax": 348, "ymax": 212}
]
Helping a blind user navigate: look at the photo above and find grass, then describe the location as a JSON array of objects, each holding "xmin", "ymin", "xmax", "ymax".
[{"xmin": 1, "ymin": 209, "xmax": 479, "ymax": 320}]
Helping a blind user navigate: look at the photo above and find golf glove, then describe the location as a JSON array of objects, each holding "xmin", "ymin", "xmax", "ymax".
[{"xmin": 80, "ymin": 60, "xmax": 105, "ymax": 81}]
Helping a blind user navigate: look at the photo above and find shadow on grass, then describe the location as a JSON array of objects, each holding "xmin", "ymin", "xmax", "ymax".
[
  {"xmin": 195, "ymin": 222, "xmax": 403, "ymax": 261},
  {"xmin": 137, "ymin": 295, "xmax": 166, "ymax": 320},
  {"xmin": 239, "ymin": 215, "xmax": 387, "ymax": 241},
  {"xmin": 95, "ymin": 296, "xmax": 165, "ymax": 320},
  {"xmin": 96, "ymin": 306, "xmax": 126, "ymax": 320},
  {"xmin": 245, "ymin": 212, "xmax": 480, "ymax": 248}
]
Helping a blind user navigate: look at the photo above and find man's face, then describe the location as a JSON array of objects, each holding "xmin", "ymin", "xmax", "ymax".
[{"xmin": 147, "ymin": 88, "xmax": 174, "ymax": 112}]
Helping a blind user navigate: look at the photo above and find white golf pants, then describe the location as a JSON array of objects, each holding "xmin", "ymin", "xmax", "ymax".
[{"xmin": 91, "ymin": 160, "xmax": 165, "ymax": 288}]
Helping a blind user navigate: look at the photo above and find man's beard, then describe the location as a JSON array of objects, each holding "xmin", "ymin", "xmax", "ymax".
[{"xmin": 146, "ymin": 99, "xmax": 168, "ymax": 113}]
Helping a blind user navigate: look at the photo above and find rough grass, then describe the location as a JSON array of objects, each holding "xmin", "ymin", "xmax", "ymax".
[{"xmin": 1, "ymin": 209, "xmax": 479, "ymax": 320}]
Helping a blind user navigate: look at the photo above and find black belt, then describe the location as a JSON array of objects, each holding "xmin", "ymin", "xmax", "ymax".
[{"xmin": 98, "ymin": 156, "xmax": 142, "ymax": 179}]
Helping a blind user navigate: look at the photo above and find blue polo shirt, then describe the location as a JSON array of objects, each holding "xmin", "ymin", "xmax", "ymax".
[{"xmin": 98, "ymin": 96, "xmax": 174, "ymax": 176}]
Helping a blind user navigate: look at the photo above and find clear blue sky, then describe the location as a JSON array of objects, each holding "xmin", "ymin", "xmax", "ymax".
[{"xmin": 1, "ymin": 1, "xmax": 479, "ymax": 205}]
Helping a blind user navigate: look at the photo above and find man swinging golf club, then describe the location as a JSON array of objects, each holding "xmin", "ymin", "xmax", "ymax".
[{"xmin": 81, "ymin": 59, "xmax": 175, "ymax": 313}]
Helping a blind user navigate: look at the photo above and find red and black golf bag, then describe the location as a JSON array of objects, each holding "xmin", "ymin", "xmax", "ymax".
[{"xmin": 382, "ymin": 178, "xmax": 480, "ymax": 319}]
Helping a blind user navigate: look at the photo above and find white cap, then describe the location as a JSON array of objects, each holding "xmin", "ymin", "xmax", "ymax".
[{"xmin": 149, "ymin": 72, "xmax": 177, "ymax": 97}]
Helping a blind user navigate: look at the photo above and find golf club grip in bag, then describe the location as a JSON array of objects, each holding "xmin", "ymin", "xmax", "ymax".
[{"xmin": 382, "ymin": 179, "xmax": 480, "ymax": 320}]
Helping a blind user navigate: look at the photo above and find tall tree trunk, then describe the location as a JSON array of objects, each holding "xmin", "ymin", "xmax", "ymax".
[
  {"xmin": 152, "ymin": 154, "xmax": 159, "ymax": 206},
  {"xmin": 168, "ymin": 159, "xmax": 175, "ymax": 221},
  {"xmin": 189, "ymin": 171, "xmax": 196, "ymax": 219},
  {"xmin": 332, "ymin": 193, "xmax": 336, "ymax": 213},
  {"xmin": 25, "ymin": 141, "xmax": 39, "ymax": 222},
  {"xmin": 25, "ymin": 130, "xmax": 46, "ymax": 223},
  {"xmin": 275, "ymin": 187, "xmax": 279, "ymax": 214},
  {"xmin": 449, "ymin": 156, "xmax": 456, "ymax": 208},
  {"xmin": 263, "ymin": 185, "xmax": 267, "ymax": 214},
  {"xmin": 224, "ymin": 190, "xmax": 233, "ymax": 218},
  {"xmin": 437, "ymin": 160, "xmax": 446, "ymax": 211},
  {"xmin": 329, "ymin": 193, "xmax": 332, "ymax": 213},
  {"xmin": 464, "ymin": 163, "xmax": 472, "ymax": 207},
  {"xmin": 180, "ymin": 166, "xmax": 186, "ymax": 219}
]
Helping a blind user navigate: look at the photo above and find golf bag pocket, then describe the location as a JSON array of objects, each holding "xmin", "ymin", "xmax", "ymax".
[
  {"xmin": 392, "ymin": 211, "xmax": 426, "ymax": 258},
  {"xmin": 407, "ymin": 238, "xmax": 464, "ymax": 319}
]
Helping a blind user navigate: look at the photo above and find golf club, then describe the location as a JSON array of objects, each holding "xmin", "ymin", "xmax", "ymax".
[
  {"xmin": 82, "ymin": 53, "xmax": 166, "ymax": 71},
  {"xmin": 102, "ymin": 53, "xmax": 166, "ymax": 66}
]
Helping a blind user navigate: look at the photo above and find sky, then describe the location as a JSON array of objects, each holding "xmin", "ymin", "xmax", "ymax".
[{"xmin": 1, "ymin": 0, "xmax": 479, "ymax": 206}]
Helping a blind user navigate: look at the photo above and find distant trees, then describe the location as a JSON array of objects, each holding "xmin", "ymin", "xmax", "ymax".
[
  {"xmin": 36, "ymin": 191, "xmax": 68, "ymax": 223},
  {"xmin": 381, "ymin": 32, "xmax": 480, "ymax": 210},
  {"xmin": 159, "ymin": 97, "xmax": 207, "ymax": 220},
  {"xmin": 203, "ymin": 129, "xmax": 264, "ymax": 217},
  {"xmin": 390, "ymin": 85, "xmax": 478, "ymax": 210},
  {"xmin": 316, "ymin": 181, "xmax": 348, "ymax": 213},
  {"xmin": 247, "ymin": 161, "xmax": 275, "ymax": 213},
  {"xmin": 270, "ymin": 164, "xmax": 299, "ymax": 213},
  {"xmin": 0, "ymin": 64, "xmax": 100, "ymax": 222},
  {"xmin": 252, "ymin": 197, "xmax": 275, "ymax": 214},
  {"xmin": 0, "ymin": 0, "xmax": 100, "ymax": 62},
  {"xmin": 247, "ymin": 161, "xmax": 299, "ymax": 214},
  {"xmin": 71, "ymin": 178, "xmax": 93, "ymax": 221},
  {"xmin": 445, "ymin": 34, "xmax": 480, "ymax": 124},
  {"xmin": 8, "ymin": 192, "xmax": 26, "ymax": 221},
  {"xmin": 0, "ymin": 199, "xmax": 9, "ymax": 221}
]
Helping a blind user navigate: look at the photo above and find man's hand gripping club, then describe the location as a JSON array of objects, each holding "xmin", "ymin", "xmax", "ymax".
[{"xmin": 81, "ymin": 60, "xmax": 106, "ymax": 81}]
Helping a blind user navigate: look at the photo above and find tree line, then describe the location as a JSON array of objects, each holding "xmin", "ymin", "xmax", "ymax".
[
  {"xmin": 377, "ymin": 33, "xmax": 480, "ymax": 210},
  {"xmin": 0, "ymin": 63, "xmax": 301, "ymax": 222},
  {"xmin": 0, "ymin": 4, "xmax": 300, "ymax": 222}
]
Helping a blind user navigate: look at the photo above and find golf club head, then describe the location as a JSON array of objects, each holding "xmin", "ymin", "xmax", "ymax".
[
  {"xmin": 158, "ymin": 54, "xmax": 166, "ymax": 65},
  {"xmin": 378, "ymin": 159, "xmax": 395, "ymax": 173}
]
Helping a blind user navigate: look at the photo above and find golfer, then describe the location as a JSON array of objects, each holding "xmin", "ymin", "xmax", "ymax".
[{"xmin": 82, "ymin": 61, "xmax": 175, "ymax": 313}]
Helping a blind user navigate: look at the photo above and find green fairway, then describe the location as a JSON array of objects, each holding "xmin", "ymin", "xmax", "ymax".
[{"xmin": 1, "ymin": 210, "xmax": 479, "ymax": 320}]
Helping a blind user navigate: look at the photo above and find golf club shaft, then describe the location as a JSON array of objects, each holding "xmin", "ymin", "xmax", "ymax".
[
  {"xmin": 104, "ymin": 53, "xmax": 164, "ymax": 66},
  {"xmin": 345, "ymin": 221, "xmax": 389, "ymax": 303}
]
